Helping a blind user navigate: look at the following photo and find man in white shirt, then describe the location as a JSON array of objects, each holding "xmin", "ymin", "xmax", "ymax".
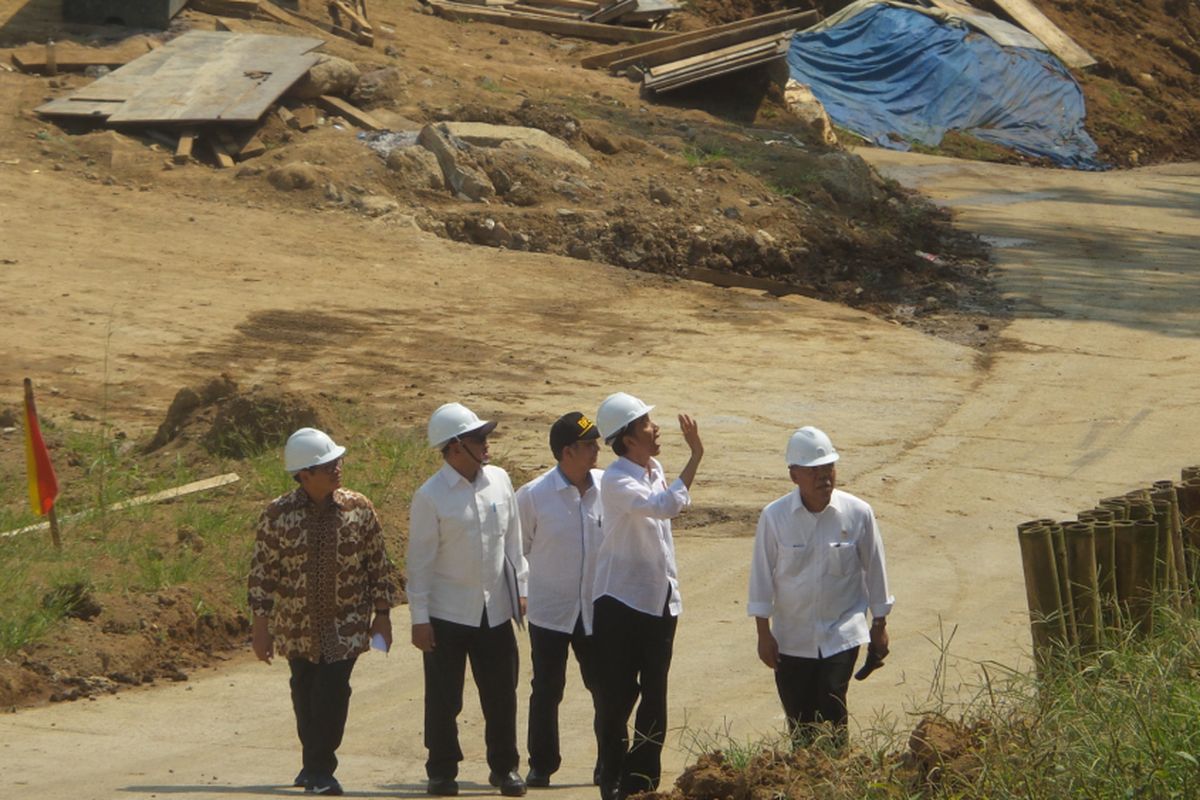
[
  {"xmin": 591, "ymin": 392, "xmax": 704, "ymax": 800},
  {"xmin": 748, "ymin": 426, "xmax": 893, "ymax": 748},
  {"xmin": 408, "ymin": 402, "xmax": 530, "ymax": 798},
  {"xmin": 516, "ymin": 412, "xmax": 605, "ymax": 789}
]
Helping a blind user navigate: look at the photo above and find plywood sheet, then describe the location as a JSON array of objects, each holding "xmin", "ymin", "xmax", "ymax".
[
  {"xmin": 990, "ymin": 0, "xmax": 1096, "ymax": 68},
  {"xmin": 37, "ymin": 31, "xmax": 324, "ymax": 124}
]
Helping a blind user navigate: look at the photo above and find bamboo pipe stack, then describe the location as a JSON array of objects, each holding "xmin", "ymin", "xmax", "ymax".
[
  {"xmin": 1130, "ymin": 519, "xmax": 1159, "ymax": 634},
  {"xmin": 1049, "ymin": 521, "xmax": 1078, "ymax": 647}
]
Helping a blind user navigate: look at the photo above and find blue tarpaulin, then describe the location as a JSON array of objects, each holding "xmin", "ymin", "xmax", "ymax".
[{"xmin": 788, "ymin": 2, "xmax": 1106, "ymax": 170}]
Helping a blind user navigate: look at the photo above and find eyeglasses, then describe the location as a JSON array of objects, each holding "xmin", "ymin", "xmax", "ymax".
[
  {"xmin": 308, "ymin": 458, "xmax": 343, "ymax": 474},
  {"xmin": 461, "ymin": 433, "xmax": 489, "ymax": 445}
]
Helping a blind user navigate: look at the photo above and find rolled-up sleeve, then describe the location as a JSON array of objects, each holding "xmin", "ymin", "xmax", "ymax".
[{"xmin": 606, "ymin": 473, "xmax": 690, "ymax": 520}]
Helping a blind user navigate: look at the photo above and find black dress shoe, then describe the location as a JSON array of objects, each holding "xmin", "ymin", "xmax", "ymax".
[
  {"xmin": 524, "ymin": 768, "xmax": 551, "ymax": 788},
  {"xmin": 427, "ymin": 777, "xmax": 459, "ymax": 796},
  {"xmin": 294, "ymin": 769, "xmax": 309, "ymax": 788},
  {"xmin": 488, "ymin": 770, "xmax": 527, "ymax": 797},
  {"xmin": 307, "ymin": 774, "xmax": 344, "ymax": 796}
]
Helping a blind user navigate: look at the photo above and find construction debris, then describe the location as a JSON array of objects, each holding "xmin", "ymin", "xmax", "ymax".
[
  {"xmin": 9, "ymin": 37, "xmax": 160, "ymax": 74},
  {"xmin": 581, "ymin": 9, "xmax": 820, "ymax": 93},
  {"xmin": 423, "ymin": 0, "xmax": 676, "ymax": 44}
]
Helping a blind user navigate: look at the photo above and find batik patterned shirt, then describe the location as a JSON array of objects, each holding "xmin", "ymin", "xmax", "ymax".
[{"xmin": 247, "ymin": 486, "xmax": 397, "ymax": 662}]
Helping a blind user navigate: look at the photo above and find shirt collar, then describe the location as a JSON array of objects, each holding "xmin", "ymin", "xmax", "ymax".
[
  {"xmin": 553, "ymin": 465, "xmax": 594, "ymax": 493},
  {"xmin": 438, "ymin": 461, "xmax": 485, "ymax": 489},
  {"xmin": 294, "ymin": 485, "xmax": 348, "ymax": 511},
  {"xmin": 614, "ymin": 455, "xmax": 660, "ymax": 481},
  {"xmin": 790, "ymin": 487, "xmax": 837, "ymax": 517}
]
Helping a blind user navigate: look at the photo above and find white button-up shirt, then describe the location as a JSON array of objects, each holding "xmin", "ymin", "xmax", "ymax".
[
  {"xmin": 407, "ymin": 462, "xmax": 529, "ymax": 628},
  {"xmin": 517, "ymin": 466, "xmax": 605, "ymax": 634},
  {"xmin": 748, "ymin": 487, "xmax": 893, "ymax": 658},
  {"xmin": 593, "ymin": 456, "xmax": 690, "ymax": 617}
]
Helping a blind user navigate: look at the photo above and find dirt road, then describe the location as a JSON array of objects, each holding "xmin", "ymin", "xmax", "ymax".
[{"xmin": 2, "ymin": 152, "xmax": 1198, "ymax": 797}]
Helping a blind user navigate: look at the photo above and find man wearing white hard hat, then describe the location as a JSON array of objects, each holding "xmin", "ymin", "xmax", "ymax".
[
  {"xmin": 747, "ymin": 426, "xmax": 893, "ymax": 748},
  {"xmin": 248, "ymin": 427, "xmax": 398, "ymax": 796},
  {"xmin": 408, "ymin": 403, "xmax": 530, "ymax": 798},
  {"xmin": 591, "ymin": 392, "xmax": 704, "ymax": 800}
]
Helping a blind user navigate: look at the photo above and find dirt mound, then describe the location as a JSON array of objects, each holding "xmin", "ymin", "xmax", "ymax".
[
  {"xmin": 0, "ymin": 586, "xmax": 248, "ymax": 709},
  {"xmin": 657, "ymin": 714, "xmax": 988, "ymax": 799},
  {"xmin": 144, "ymin": 375, "xmax": 325, "ymax": 459}
]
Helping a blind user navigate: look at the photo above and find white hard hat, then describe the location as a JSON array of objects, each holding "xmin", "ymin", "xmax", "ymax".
[
  {"xmin": 786, "ymin": 426, "xmax": 839, "ymax": 467},
  {"xmin": 596, "ymin": 392, "xmax": 655, "ymax": 443},
  {"xmin": 427, "ymin": 402, "xmax": 497, "ymax": 449},
  {"xmin": 284, "ymin": 427, "xmax": 346, "ymax": 473}
]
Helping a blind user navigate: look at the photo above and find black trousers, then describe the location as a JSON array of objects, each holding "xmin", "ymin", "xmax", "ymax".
[
  {"xmin": 527, "ymin": 617, "xmax": 602, "ymax": 775},
  {"xmin": 774, "ymin": 646, "xmax": 859, "ymax": 746},
  {"xmin": 423, "ymin": 612, "xmax": 520, "ymax": 780},
  {"xmin": 593, "ymin": 594, "xmax": 677, "ymax": 796},
  {"xmin": 289, "ymin": 656, "xmax": 357, "ymax": 777}
]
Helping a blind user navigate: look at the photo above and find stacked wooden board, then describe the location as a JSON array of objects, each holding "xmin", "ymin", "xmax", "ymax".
[
  {"xmin": 424, "ymin": 0, "xmax": 679, "ymax": 44},
  {"xmin": 581, "ymin": 9, "xmax": 820, "ymax": 93},
  {"xmin": 190, "ymin": 0, "xmax": 374, "ymax": 47}
]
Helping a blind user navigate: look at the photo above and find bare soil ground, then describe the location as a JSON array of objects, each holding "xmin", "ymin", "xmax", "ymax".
[{"xmin": 0, "ymin": 0, "xmax": 1198, "ymax": 796}]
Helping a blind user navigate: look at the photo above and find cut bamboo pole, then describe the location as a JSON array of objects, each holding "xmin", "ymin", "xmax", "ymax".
[
  {"xmin": 1018, "ymin": 522, "xmax": 1068, "ymax": 665},
  {"xmin": 1065, "ymin": 521, "xmax": 1101, "ymax": 653},
  {"xmin": 1049, "ymin": 521, "xmax": 1077, "ymax": 647},
  {"xmin": 1130, "ymin": 518, "xmax": 1159, "ymax": 635},
  {"xmin": 1092, "ymin": 517, "xmax": 1117, "ymax": 629}
]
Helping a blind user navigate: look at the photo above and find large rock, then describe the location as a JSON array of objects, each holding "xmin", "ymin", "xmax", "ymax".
[
  {"xmin": 289, "ymin": 56, "xmax": 361, "ymax": 100},
  {"xmin": 784, "ymin": 79, "xmax": 838, "ymax": 146},
  {"xmin": 385, "ymin": 147, "xmax": 444, "ymax": 191},
  {"xmin": 267, "ymin": 162, "xmax": 324, "ymax": 191},
  {"xmin": 816, "ymin": 151, "xmax": 885, "ymax": 209},
  {"xmin": 439, "ymin": 122, "xmax": 591, "ymax": 170},
  {"xmin": 351, "ymin": 66, "xmax": 406, "ymax": 106},
  {"xmin": 417, "ymin": 124, "xmax": 495, "ymax": 202}
]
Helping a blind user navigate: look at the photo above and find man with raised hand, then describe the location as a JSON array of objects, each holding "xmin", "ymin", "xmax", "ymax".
[
  {"xmin": 748, "ymin": 426, "xmax": 893, "ymax": 748},
  {"xmin": 591, "ymin": 392, "xmax": 704, "ymax": 800},
  {"xmin": 408, "ymin": 402, "xmax": 529, "ymax": 798},
  {"xmin": 517, "ymin": 412, "xmax": 606, "ymax": 789},
  {"xmin": 248, "ymin": 427, "xmax": 398, "ymax": 797}
]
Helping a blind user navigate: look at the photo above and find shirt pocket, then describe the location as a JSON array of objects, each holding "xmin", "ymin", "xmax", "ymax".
[
  {"xmin": 777, "ymin": 540, "xmax": 808, "ymax": 578},
  {"xmin": 827, "ymin": 540, "xmax": 860, "ymax": 577}
]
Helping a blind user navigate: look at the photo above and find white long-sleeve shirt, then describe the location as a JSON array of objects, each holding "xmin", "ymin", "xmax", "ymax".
[
  {"xmin": 748, "ymin": 487, "xmax": 893, "ymax": 658},
  {"xmin": 592, "ymin": 456, "xmax": 690, "ymax": 617},
  {"xmin": 407, "ymin": 462, "xmax": 529, "ymax": 628},
  {"xmin": 517, "ymin": 466, "xmax": 605, "ymax": 634}
]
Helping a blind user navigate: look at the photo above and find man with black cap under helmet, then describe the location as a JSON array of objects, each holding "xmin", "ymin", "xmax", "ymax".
[
  {"xmin": 248, "ymin": 427, "xmax": 398, "ymax": 796},
  {"xmin": 408, "ymin": 403, "xmax": 530, "ymax": 798},
  {"xmin": 515, "ymin": 412, "xmax": 606, "ymax": 789},
  {"xmin": 747, "ymin": 426, "xmax": 893, "ymax": 748}
]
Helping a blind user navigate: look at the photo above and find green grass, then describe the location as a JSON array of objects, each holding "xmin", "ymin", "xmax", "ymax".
[
  {"xmin": 676, "ymin": 609, "xmax": 1200, "ymax": 799},
  {"xmin": 0, "ymin": 408, "xmax": 442, "ymax": 657},
  {"xmin": 681, "ymin": 141, "xmax": 733, "ymax": 167}
]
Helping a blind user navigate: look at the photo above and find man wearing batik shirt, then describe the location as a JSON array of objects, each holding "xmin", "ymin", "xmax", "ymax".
[{"xmin": 248, "ymin": 427, "xmax": 397, "ymax": 797}]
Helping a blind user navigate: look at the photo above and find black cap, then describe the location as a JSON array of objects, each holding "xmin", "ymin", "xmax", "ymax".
[{"xmin": 550, "ymin": 412, "xmax": 600, "ymax": 460}]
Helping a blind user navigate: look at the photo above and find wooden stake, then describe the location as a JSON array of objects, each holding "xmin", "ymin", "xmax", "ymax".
[{"xmin": 47, "ymin": 505, "xmax": 62, "ymax": 550}]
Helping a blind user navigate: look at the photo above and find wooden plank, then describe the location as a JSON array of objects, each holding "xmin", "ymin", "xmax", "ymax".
[
  {"xmin": 254, "ymin": 1, "xmax": 331, "ymax": 36},
  {"xmin": 1, "ymin": 474, "xmax": 241, "ymax": 540},
  {"xmin": 519, "ymin": 0, "xmax": 598, "ymax": 10},
  {"xmin": 207, "ymin": 135, "xmax": 236, "ymax": 168},
  {"xmin": 330, "ymin": 0, "xmax": 372, "ymax": 30},
  {"xmin": 647, "ymin": 49, "xmax": 786, "ymax": 91},
  {"xmin": 616, "ymin": 0, "xmax": 677, "ymax": 23},
  {"xmin": 11, "ymin": 38, "xmax": 155, "ymax": 72},
  {"xmin": 990, "ymin": 0, "xmax": 1096, "ymax": 68},
  {"xmin": 315, "ymin": 94, "xmax": 385, "ymax": 130},
  {"xmin": 580, "ymin": 8, "xmax": 816, "ymax": 69},
  {"xmin": 427, "ymin": 0, "xmax": 672, "ymax": 43},
  {"xmin": 685, "ymin": 267, "xmax": 815, "ymax": 298},
  {"xmin": 237, "ymin": 133, "xmax": 267, "ymax": 159},
  {"xmin": 214, "ymin": 16, "xmax": 256, "ymax": 32},
  {"xmin": 646, "ymin": 33, "xmax": 787, "ymax": 77},
  {"xmin": 191, "ymin": 0, "xmax": 261, "ymax": 17},
  {"xmin": 585, "ymin": 0, "xmax": 636, "ymax": 24},
  {"xmin": 605, "ymin": 14, "xmax": 807, "ymax": 72},
  {"xmin": 174, "ymin": 129, "xmax": 196, "ymax": 163},
  {"xmin": 511, "ymin": 4, "xmax": 583, "ymax": 19}
]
